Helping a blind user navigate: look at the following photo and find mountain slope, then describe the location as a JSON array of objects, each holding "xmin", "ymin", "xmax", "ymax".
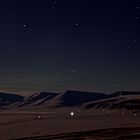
[
  {"xmin": 85, "ymin": 91, "xmax": 140, "ymax": 110},
  {"xmin": 18, "ymin": 92, "xmax": 59, "ymax": 107},
  {"xmin": 17, "ymin": 90, "xmax": 109, "ymax": 108},
  {"xmin": 58, "ymin": 90, "xmax": 108, "ymax": 107},
  {"xmin": 0, "ymin": 92, "xmax": 24, "ymax": 107}
]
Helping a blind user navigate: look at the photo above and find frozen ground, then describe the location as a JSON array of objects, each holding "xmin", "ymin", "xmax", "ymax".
[{"xmin": 0, "ymin": 109, "xmax": 140, "ymax": 140}]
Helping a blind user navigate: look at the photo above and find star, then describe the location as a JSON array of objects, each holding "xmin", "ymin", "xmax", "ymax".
[
  {"xmin": 128, "ymin": 40, "xmax": 137, "ymax": 49},
  {"xmin": 75, "ymin": 22, "xmax": 80, "ymax": 27},
  {"xmin": 8, "ymin": 10, "xmax": 12, "ymax": 14},
  {"xmin": 72, "ymin": 69, "xmax": 76, "ymax": 73},
  {"xmin": 54, "ymin": 1, "xmax": 57, "ymax": 4},
  {"xmin": 58, "ymin": 82, "xmax": 63, "ymax": 86},
  {"xmin": 22, "ymin": 24, "xmax": 27, "ymax": 28},
  {"xmin": 134, "ymin": 39, "xmax": 137, "ymax": 43},
  {"xmin": 66, "ymin": 76, "xmax": 70, "ymax": 80},
  {"xmin": 52, "ymin": 0, "xmax": 59, "ymax": 9}
]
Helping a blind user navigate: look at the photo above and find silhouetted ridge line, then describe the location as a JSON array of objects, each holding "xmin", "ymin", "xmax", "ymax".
[
  {"xmin": 59, "ymin": 90, "xmax": 108, "ymax": 106},
  {"xmin": 0, "ymin": 92, "xmax": 24, "ymax": 107}
]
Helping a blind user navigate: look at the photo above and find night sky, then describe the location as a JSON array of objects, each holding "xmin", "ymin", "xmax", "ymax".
[{"xmin": 0, "ymin": 0, "xmax": 140, "ymax": 93}]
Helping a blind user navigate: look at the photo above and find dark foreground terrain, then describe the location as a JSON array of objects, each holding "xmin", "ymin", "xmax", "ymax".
[
  {"xmin": 12, "ymin": 127, "xmax": 140, "ymax": 140},
  {"xmin": 0, "ymin": 109, "xmax": 140, "ymax": 140}
]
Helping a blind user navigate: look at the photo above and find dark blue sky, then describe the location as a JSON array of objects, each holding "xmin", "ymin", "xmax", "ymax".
[{"xmin": 0, "ymin": 0, "xmax": 140, "ymax": 93}]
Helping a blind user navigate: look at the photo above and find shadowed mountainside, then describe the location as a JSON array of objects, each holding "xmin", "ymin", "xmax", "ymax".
[
  {"xmin": 15, "ymin": 90, "xmax": 108, "ymax": 108},
  {"xmin": 0, "ymin": 92, "xmax": 24, "ymax": 107},
  {"xmin": 0, "ymin": 90, "xmax": 140, "ymax": 110},
  {"xmin": 58, "ymin": 90, "xmax": 108, "ymax": 106}
]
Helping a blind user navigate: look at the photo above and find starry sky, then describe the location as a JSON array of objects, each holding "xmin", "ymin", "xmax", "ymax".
[{"xmin": 0, "ymin": 0, "xmax": 140, "ymax": 93}]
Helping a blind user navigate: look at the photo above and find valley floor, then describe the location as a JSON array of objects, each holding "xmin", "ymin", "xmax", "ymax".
[{"xmin": 0, "ymin": 109, "xmax": 140, "ymax": 140}]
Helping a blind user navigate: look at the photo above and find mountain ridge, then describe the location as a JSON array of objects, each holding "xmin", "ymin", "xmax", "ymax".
[{"xmin": 0, "ymin": 90, "xmax": 140, "ymax": 110}]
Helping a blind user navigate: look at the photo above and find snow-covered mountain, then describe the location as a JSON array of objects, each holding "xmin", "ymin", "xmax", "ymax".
[
  {"xmin": 0, "ymin": 90, "xmax": 140, "ymax": 111},
  {"xmin": 85, "ymin": 91, "xmax": 140, "ymax": 110},
  {"xmin": 18, "ymin": 92, "xmax": 59, "ymax": 107}
]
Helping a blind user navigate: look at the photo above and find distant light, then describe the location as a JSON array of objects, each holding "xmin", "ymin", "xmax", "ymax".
[
  {"xmin": 72, "ymin": 69, "xmax": 76, "ymax": 73},
  {"xmin": 66, "ymin": 76, "xmax": 70, "ymax": 80},
  {"xmin": 75, "ymin": 22, "xmax": 79, "ymax": 27},
  {"xmin": 134, "ymin": 39, "xmax": 137, "ymax": 42},
  {"xmin": 134, "ymin": 114, "xmax": 137, "ymax": 117},
  {"xmin": 22, "ymin": 24, "xmax": 27, "ymax": 28},
  {"xmin": 58, "ymin": 82, "xmax": 63, "ymax": 86},
  {"xmin": 122, "ymin": 112, "xmax": 125, "ymax": 117},
  {"xmin": 8, "ymin": 10, "xmax": 11, "ymax": 14},
  {"xmin": 70, "ymin": 112, "xmax": 74, "ymax": 116},
  {"xmin": 121, "ymin": 108, "xmax": 126, "ymax": 117},
  {"xmin": 106, "ymin": 111, "xmax": 110, "ymax": 114},
  {"xmin": 37, "ymin": 115, "xmax": 41, "ymax": 119}
]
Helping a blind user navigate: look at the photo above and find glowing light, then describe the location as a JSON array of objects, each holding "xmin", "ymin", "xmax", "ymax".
[
  {"xmin": 106, "ymin": 111, "xmax": 110, "ymax": 114},
  {"xmin": 134, "ymin": 114, "xmax": 137, "ymax": 117},
  {"xmin": 75, "ymin": 22, "xmax": 79, "ymax": 26},
  {"xmin": 22, "ymin": 24, "xmax": 27, "ymax": 28},
  {"xmin": 134, "ymin": 39, "xmax": 137, "ymax": 42},
  {"xmin": 70, "ymin": 112, "xmax": 74, "ymax": 116}
]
